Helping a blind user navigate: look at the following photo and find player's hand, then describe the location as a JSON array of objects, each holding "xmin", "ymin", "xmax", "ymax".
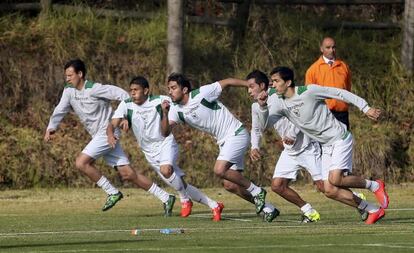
[
  {"xmin": 107, "ymin": 134, "xmax": 118, "ymax": 149},
  {"xmin": 119, "ymin": 119, "xmax": 129, "ymax": 132},
  {"xmin": 257, "ymin": 91, "xmax": 268, "ymax": 108},
  {"xmin": 44, "ymin": 129, "xmax": 55, "ymax": 142},
  {"xmin": 250, "ymin": 148, "xmax": 261, "ymax": 161},
  {"xmin": 365, "ymin": 107, "xmax": 381, "ymax": 121},
  {"xmin": 161, "ymin": 100, "xmax": 170, "ymax": 113},
  {"xmin": 282, "ymin": 137, "xmax": 295, "ymax": 145}
]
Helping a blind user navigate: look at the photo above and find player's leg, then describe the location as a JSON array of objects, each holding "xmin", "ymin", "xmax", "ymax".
[
  {"xmin": 104, "ymin": 139, "xmax": 175, "ymax": 216},
  {"xmin": 326, "ymin": 134, "xmax": 389, "ymax": 209},
  {"xmin": 214, "ymin": 129, "xmax": 269, "ymax": 214},
  {"xmin": 78, "ymin": 135, "xmax": 121, "ymax": 211}
]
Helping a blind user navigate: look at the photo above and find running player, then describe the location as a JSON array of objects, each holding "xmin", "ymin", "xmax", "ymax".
[
  {"xmin": 107, "ymin": 76, "xmax": 224, "ymax": 221},
  {"xmin": 44, "ymin": 59, "xmax": 175, "ymax": 215},
  {"xmin": 248, "ymin": 70, "xmax": 323, "ymax": 223},
  {"xmin": 163, "ymin": 73, "xmax": 279, "ymax": 222},
  {"xmin": 255, "ymin": 66, "xmax": 388, "ymax": 224}
]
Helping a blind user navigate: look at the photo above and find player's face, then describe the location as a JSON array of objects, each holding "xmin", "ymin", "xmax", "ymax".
[
  {"xmin": 247, "ymin": 78, "xmax": 264, "ymax": 100},
  {"xmin": 167, "ymin": 81, "xmax": 184, "ymax": 103},
  {"xmin": 130, "ymin": 84, "xmax": 149, "ymax": 105},
  {"xmin": 320, "ymin": 38, "xmax": 336, "ymax": 60},
  {"xmin": 65, "ymin": 67, "xmax": 83, "ymax": 87},
  {"xmin": 271, "ymin": 73, "xmax": 290, "ymax": 96}
]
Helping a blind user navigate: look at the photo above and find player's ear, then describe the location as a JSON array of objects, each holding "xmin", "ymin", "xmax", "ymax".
[
  {"xmin": 144, "ymin": 87, "xmax": 150, "ymax": 95},
  {"xmin": 183, "ymin": 87, "xmax": 188, "ymax": 94}
]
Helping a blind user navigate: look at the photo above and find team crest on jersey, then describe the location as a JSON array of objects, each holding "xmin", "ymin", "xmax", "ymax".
[{"xmin": 292, "ymin": 108, "xmax": 300, "ymax": 117}]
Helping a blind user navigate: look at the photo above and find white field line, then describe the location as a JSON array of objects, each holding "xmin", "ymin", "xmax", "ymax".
[
  {"xmin": 0, "ymin": 223, "xmax": 411, "ymax": 238},
  {"xmin": 18, "ymin": 243, "xmax": 414, "ymax": 253}
]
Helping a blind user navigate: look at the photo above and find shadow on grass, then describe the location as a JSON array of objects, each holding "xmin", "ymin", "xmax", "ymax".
[{"xmin": 0, "ymin": 239, "xmax": 153, "ymax": 250}]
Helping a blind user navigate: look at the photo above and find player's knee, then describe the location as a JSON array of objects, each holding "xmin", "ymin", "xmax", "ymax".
[
  {"xmin": 271, "ymin": 181, "xmax": 286, "ymax": 194},
  {"xmin": 160, "ymin": 165, "xmax": 173, "ymax": 178},
  {"xmin": 323, "ymin": 186, "xmax": 338, "ymax": 199},
  {"xmin": 118, "ymin": 166, "xmax": 136, "ymax": 182},
  {"xmin": 328, "ymin": 176, "xmax": 342, "ymax": 187},
  {"xmin": 314, "ymin": 180, "xmax": 325, "ymax": 193},
  {"xmin": 214, "ymin": 167, "xmax": 226, "ymax": 178},
  {"xmin": 75, "ymin": 157, "xmax": 87, "ymax": 171}
]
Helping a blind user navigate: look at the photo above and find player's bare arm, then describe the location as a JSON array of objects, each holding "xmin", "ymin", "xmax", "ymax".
[
  {"xmin": 160, "ymin": 100, "xmax": 171, "ymax": 137},
  {"xmin": 107, "ymin": 118, "xmax": 122, "ymax": 149},
  {"xmin": 218, "ymin": 78, "xmax": 249, "ymax": 89}
]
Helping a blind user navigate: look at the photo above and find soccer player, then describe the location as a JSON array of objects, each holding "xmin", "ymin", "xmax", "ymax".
[
  {"xmin": 248, "ymin": 70, "xmax": 368, "ymax": 222},
  {"xmin": 255, "ymin": 66, "xmax": 389, "ymax": 224},
  {"xmin": 163, "ymin": 73, "xmax": 279, "ymax": 222},
  {"xmin": 248, "ymin": 70, "xmax": 323, "ymax": 223},
  {"xmin": 44, "ymin": 59, "xmax": 175, "ymax": 215},
  {"xmin": 107, "ymin": 76, "xmax": 224, "ymax": 221}
]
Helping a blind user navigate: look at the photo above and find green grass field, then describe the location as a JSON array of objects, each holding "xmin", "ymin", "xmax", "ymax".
[{"xmin": 0, "ymin": 184, "xmax": 413, "ymax": 253}]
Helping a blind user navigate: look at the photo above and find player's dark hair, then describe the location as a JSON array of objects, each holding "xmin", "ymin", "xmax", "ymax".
[
  {"xmin": 246, "ymin": 70, "xmax": 269, "ymax": 90},
  {"xmin": 130, "ymin": 76, "xmax": 150, "ymax": 89},
  {"xmin": 270, "ymin": 66, "xmax": 295, "ymax": 87},
  {"xmin": 64, "ymin": 59, "xmax": 87, "ymax": 78},
  {"xmin": 167, "ymin": 73, "xmax": 192, "ymax": 91}
]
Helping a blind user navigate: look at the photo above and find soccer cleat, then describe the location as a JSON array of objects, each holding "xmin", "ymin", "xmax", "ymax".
[
  {"xmin": 180, "ymin": 200, "xmax": 193, "ymax": 217},
  {"xmin": 163, "ymin": 195, "xmax": 176, "ymax": 217},
  {"xmin": 102, "ymin": 192, "xmax": 123, "ymax": 211},
  {"xmin": 355, "ymin": 192, "xmax": 369, "ymax": 221},
  {"xmin": 253, "ymin": 188, "xmax": 267, "ymax": 214},
  {"xmin": 212, "ymin": 202, "xmax": 224, "ymax": 222},
  {"xmin": 263, "ymin": 208, "xmax": 280, "ymax": 223},
  {"xmin": 365, "ymin": 207, "xmax": 385, "ymax": 225},
  {"xmin": 373, "ymin": 180, "xmax": 389, "ymax": 209},
  {"xmin": 301, "ymin": 210, "xmax": 321, "ymax": 223}
]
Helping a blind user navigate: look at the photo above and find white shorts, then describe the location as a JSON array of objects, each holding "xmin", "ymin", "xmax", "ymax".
[
  {"xmin": 321, "ymin": 132, "xmax": 353, "ymax": 180},
  {"xmin": 273, "ymin": 142, "xmax": 322, "ymax": 181},
  {"xmin": 217, "ymin": 128, "xmax": 250, "ymax": 171},
  {"xmin": 144, "ymin": 138, "xmax": 185, "ymax": 178},
  {"xmin": 82, "ymin": 132, "xmax": 130, "ymax": 168}
]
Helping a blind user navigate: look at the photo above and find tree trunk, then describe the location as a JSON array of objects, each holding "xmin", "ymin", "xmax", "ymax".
[
  {"xmin": 167, "ymin": 0, "xmax": 184, "ymax": 75},
  {"xmin": 402, "ymin": 0, "xmax": 414, "ymax": 74}
]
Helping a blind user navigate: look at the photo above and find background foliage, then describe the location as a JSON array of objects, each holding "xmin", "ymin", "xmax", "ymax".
[{"xmin": 0, "ymin": 1, "xmax": 413, "ymax": 189}]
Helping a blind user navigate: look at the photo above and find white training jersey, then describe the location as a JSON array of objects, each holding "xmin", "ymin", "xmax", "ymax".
[
  {"xmin": 251, "ymin": 88, "xmax": 313, "ymax": 156},
  {"xmin": 47, "ymin": 80, "xmax": 129, "ymax": 137},
  {"xmin": 113, "ymin": 95, "xmax": 175, "ymax": 156},
  {"xmin": 256, "ymin": 85, "xmax": 371, "ymax": 146},
  {"xmin": 168, "ymin": 82, "xmax": 244, "ymax": 145}
]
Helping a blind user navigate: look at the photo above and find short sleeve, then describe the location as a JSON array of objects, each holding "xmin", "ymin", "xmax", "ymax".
[
  {"xmin": 112, "ymin": 101, "xmax": 128, "ymax": 119},
  {"xmin": 168, "ymin": 104, "xmax": 182, "ymax": 124},
  {"xmin": 199, "ymin": 82, "xmax": 222, "ymax": 102}
]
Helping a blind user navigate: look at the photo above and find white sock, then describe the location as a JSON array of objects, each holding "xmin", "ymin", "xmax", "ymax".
[
  {"xmin": 165, "ymin": 172, "xmax": 190, "ymax": 202},
  {"xmin": 262, "ymin": 203, "xmax": 276, "ymax": 213},
  {"xmin": 246, "ymin": 182, "xmax": 262, "ymax": 197},
  {"xmin": 148, "ymin": 183, "xmax": 170, "ymax": 203},
  {"xmin": 358, "ymin": 199, "xmax": 380, "ymax": 213},
  {"xmin": 365, "ymin": 180, "xmax": 380, "ymax": 192},
  {"xmin": 186, "ymin": 184, "xmax": 218, "ymax": 209},
  {"xmin": 300, "ymin": 203, "xmax": 314, "ymax": 215},
  {"xmin": 96, "ymin": 176, "xmax": 119, "ymax": 195}
]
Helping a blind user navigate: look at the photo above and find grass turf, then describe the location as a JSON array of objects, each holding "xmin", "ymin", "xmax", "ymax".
[{"xmin": 0, "ymin": 184, "xmax": 413, "ymax": 253}]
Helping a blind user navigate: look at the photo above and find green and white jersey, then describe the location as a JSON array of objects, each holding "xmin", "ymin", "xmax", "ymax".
[
  {"xmin": 257, "ymin": 85, "xmax": 370, "ymax": 146},
  {"xmin": 47, "ymin": 80, "xmax": 129, "ymax": 137},
  {"xmin": 251, "ymin": 88, "xmax": 312, "ymax": 155},
  {"xmin": 113, "ymin": 95, "xmax": 174, "ymax": 156},
  {"xmin": 168, "ymin": 82, "xmax": 244, "ymax": 145}
]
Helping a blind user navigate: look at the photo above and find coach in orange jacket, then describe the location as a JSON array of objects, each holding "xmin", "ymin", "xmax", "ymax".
[{"xmin": 305, "ymin": 37, "xmax": 351, "ymax": 129}]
